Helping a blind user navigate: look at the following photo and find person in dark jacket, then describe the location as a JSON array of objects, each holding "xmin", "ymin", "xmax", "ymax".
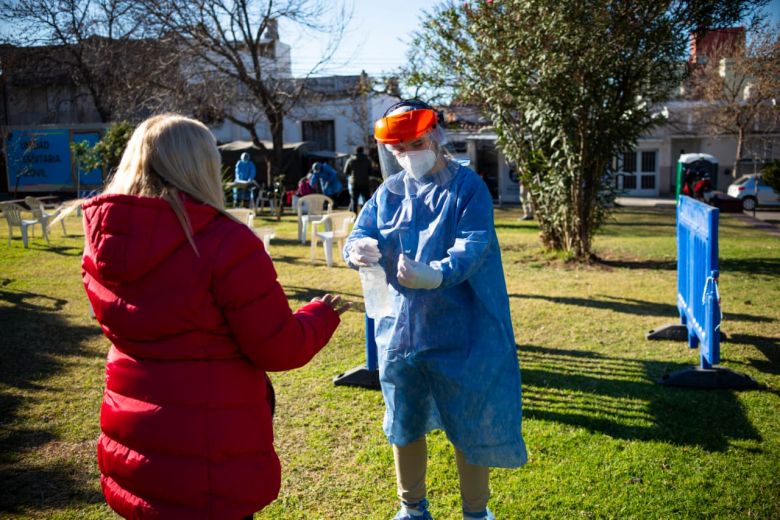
[
  {"xmin": 344, "ymin": 146, "xmax": 373, "ymax": 213},
  {"xmin": 81, "ymin": 113, "xmax": 350, "ymax": 519}
]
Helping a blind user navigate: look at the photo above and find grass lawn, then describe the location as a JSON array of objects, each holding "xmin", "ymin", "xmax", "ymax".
[{"xmin": 0, "ymin": 204, "xmax": 778, "ymax": 519}]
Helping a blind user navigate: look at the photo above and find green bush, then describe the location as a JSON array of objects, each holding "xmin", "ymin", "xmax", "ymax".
[
  {"xmin": 762, "ymin": 160, "xmax": 780, "ymax": 195},
  {"xmin": 70, "ymin": 122, "xmax": 134, "ymax": 181}
]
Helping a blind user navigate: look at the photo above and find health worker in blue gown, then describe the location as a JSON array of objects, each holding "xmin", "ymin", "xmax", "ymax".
[{"xmin": 343, "ymin": 100, "xmax": 527, "ymax": 520}]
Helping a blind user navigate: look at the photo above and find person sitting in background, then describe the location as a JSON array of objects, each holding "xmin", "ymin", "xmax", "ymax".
[
  {"xmin": 309, "ymin": 161, "xmax": 343, "ymax": 206},
  {"xmin": 295, "ymin": 173, "xmax": 316, "ymax": 198},
  {"xmin": 233, "ymin": 152, "xmax": 257, "ymax": 207}
]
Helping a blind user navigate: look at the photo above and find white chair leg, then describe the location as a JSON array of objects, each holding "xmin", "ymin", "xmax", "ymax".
[
  {"xmin": 262, "ymin": 234, "xmax": 272, "ymax": 253},
  {"xmin": 60, "ymin": 219, "xmax": 67, "ymax": 236},
  {"xmin": 41, "ymin": 221, "xmax": 50, "ymax": 244},
  {"xmin": 323, "ymin": 237, "xmax": 334, "ymax": 267},
  {"xmin": 21, "ymin": 224, "xmax": 30, "ymax": 248}
]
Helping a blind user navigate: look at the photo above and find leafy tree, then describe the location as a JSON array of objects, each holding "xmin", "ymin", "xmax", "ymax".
[
  {"xmin": 137, "ymin": 0, "xmax": 351, "ymax": 187},
  {"xmin": 0, "ymin": 0, "xmax": 163, "ymax": 122},
  {"xmin": 409, "ymin": 0, "xmax": 766, "ymax": 259},
  {"xmin": 689, "ymin": 20, "xmax": 780, "ymax": 178},
  {"xmin": 70, "ymin": 122, "xmax": 134, "ymax": 181},
  {"xmin": 763, "ymin": 160, "xmax": 780, "ymax": 195}
]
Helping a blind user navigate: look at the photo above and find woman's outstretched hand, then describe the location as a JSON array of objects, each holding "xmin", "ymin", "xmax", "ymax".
[{"xmin": 312, "ymin": 293, "xmax": 352, "ymax": 315}]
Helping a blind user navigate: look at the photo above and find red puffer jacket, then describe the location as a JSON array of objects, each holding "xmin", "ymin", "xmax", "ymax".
[{"xmin": 81, "ymin": 194, "xmax": 340, "ymax": 519}]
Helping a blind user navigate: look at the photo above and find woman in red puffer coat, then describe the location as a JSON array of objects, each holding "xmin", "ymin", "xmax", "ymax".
[{"xmin": 81, "ymin": 114, "xmax": 349, "ymax": 520}]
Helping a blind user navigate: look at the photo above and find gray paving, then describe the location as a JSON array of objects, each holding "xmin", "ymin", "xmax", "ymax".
[{"xmin": 616, "ymin": 196, "xmax": 780, "ymax": 237}]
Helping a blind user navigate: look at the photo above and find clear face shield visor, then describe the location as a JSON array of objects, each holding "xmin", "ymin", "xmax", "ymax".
[{"xmin": 374, "ymin": 108, "xmax": 446, "ymax": 181}]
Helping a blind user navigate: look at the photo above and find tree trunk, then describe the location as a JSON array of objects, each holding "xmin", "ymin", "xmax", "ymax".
[
  {"xmin": 268, "ymin": 110, "xmax": 285, "ymax": 220},
  {"xmin": 733, "ymin": 126, "xmax": 744, "ymax": 178}
]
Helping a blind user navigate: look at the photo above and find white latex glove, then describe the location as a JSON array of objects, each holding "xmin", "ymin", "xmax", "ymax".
[
  {"xmin": 348, "ymin": 237, "xmax": 382, "ymax": 266},
  {"xmin": 397, "ymin": 254, "xmax": 443, "ymax": 289}
]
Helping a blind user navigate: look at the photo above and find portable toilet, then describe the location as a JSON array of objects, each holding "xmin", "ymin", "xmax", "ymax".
[{"xmin": 676, "ymin": 153, "xmax": 718, "ymax": 204}]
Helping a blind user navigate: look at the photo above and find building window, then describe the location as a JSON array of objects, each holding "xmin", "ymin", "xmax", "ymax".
[
  {"xmin": 641, "ymin": 151, "xmax": 656, "ymax": 172},
  {"xmin": 623, "ymin": 175, "xmax": 637, "ymax": 189},
  {"xmin": 641, "ymin": 175, "xmax": 656, "ymax": 189},
  {"xmin": 622, "ymin": 151, "xmax": 636, "ymax": 172},
  {"xmin": 302, "ymin": 120, "xmax": 335, "ymax": 151}
]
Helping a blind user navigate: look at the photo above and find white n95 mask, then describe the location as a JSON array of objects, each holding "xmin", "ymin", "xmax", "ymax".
[{"xmin": 397, "ymin": 150, "xmax": 437, "ymax": 180}]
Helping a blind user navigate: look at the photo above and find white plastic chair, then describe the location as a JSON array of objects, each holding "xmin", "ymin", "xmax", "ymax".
[
  {"xmin": 1, "ymin": 202, "xmax": 43, "ymax": 248},
  {"xmin": 311, "ymin": 211, "xmax": 356, "ymax": 266},
  {"xmin": 25, "ymin": 196, "xmax": 67, "ymax": 236},
  {"xmin": 255, "ymin": 227, "xmax": 275, "ymax": 255},
  {"xmin": 226, "ymin": 208, "xmax": 255, "ymax": 228},
  {"xmin": 227, "ymin": 180, "xmax": 258, "ymax": 212},
  {"xmin": 256, "ymin": 190, "xmax": 275, "ymax": 215},
  {"xmin": 226, "ymin": 209, "xmax": 275, "ymax": 255},
  {"xmin": 296, "ymin": 194, "xmax": 333, "ymax": 244}
]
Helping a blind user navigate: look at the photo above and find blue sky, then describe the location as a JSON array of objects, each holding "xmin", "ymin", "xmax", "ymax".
[
  {"xmin": 281, "ymin": 1, "xmax": 434, "ymax": 77},
  {"xmin": 1, "ymin": 0, "xmax": 776, "ymax": 78},
  {"xmin": 284, "ymin": 0, "xmax": 780, "ymax": 78}
]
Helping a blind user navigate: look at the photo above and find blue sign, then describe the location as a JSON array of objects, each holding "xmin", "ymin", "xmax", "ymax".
[
  {"xmin": 73, "ymin": 132, "xmax": 104, "ymax": 186},
  {"xmin": 5, "ymin": 128, "xmax": 104, "ymax": 192}
]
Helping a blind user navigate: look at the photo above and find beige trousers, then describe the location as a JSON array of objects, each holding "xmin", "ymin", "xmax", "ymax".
[{"xmin": 393, "ymin": 437, "xmax": 490, "ymax": 513}]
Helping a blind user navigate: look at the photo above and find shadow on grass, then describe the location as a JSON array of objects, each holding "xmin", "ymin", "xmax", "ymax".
[
  {"xmin": 269, "ymin": 237, "xmax": 308, "ymax": 247},
  {"xmin": 27, "ymin": 243, "xmax": 83, "ymax": 257},
  {"xmin": 519, "ymin": 344, "xmax": 761, "ymax": 452},
  {"xmin": 726, "ymin": 333, "xmax": 780, "ymax": 376},
  {"xmin": 591, "ymin": 255, "xmax": 780, "ymax": 277},
  {"xmin": 604, "ymin": 221, "xmax": 675, "ymax": 228},
  {"xmin": 1, "ymin": 464, "xmax": 104, "ymax": 511},
  {"xmin": 594, "ymin": 258, "xmax": 677, "ymax": 270},
  {"xmin": 0, "ymin": 288, "xmax": 104, "ymax": 513},
  {"xmin": 509, "ymin": 293, "xmax": 774, "ymax": 323},
  {"xmin": 720, "ymin": 257, "xmax": 780, "ymax": 277},
  {"xmin": 494, "ymin": 222, "xmax": 539, "ymax": 231}
]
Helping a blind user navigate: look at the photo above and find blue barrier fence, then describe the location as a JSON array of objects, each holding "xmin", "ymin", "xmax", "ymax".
[
  {"xmin": 332, "ymin": 314, "xmax": 380, "ymax": 389},
  {"xmin": 677, "ymin": 196, "xmax": 721, "ymax": 369}
]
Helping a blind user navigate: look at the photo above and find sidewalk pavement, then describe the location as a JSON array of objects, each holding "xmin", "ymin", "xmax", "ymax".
[
  {"xmin": 616, "ymin": 196, "xmax": 780, "ymax": 237},
  {"xmin": 615, "ymin": 196, "xmax": 675, "ymax": 208}
]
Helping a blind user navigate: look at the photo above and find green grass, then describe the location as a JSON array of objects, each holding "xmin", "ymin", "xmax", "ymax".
[{"xmin": 0, "ymin": 206, "xmax": 778, "ymax": 519}]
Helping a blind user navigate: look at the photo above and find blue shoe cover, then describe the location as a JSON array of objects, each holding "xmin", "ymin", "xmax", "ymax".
[
  {"xmin": 393, "ymin": 498, "xmax": 433, "ymax": 520},
  {"xmin": 463, "ymin": 507, "xmax": 495, "ymax": 520}
]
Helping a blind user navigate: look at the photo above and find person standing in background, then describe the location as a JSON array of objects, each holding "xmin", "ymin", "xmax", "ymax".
[
  {"xmin": 233, "ymin": 152, "xmax": 257, "ymax": 208},
  {"xmin": 519, "ymin": 179, "xmax": 534, "ymax": 220},
  {"xmin": 344, "ymin": 146, "xmax": 373, "ymax": 213}
]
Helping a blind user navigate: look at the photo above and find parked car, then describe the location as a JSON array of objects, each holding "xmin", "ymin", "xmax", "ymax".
[{"xmin": 726, "ymin": 174, "xmax": 780, "ymax": 210}]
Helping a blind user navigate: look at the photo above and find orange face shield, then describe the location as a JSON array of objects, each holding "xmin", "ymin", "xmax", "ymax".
[{"xmin": 374, "ymin": 109, "xmax": 437, "ymax": 144}]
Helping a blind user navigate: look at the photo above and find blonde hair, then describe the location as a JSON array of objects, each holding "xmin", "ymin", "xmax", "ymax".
[{"xmin": 105, "ymin": 113, "xmax": 226, "ymax": 251}]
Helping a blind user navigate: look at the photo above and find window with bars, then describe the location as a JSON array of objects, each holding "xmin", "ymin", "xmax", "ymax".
[
  {"xmin": 623, "ymin": 175, "xmax": 637, "ymax": 189},
  {"xmin": 641, "ymin": 151, "xmax": 656, "ymax": 172},
  {"xmin": 301, "ymin": 120, "xmax": 335, "ymax": 151},
  {"xmin": 641, "ymin": 175, "xmax": 656, "ymax": 189},
  {"xmin": 622, "ymin": 151, "xmax": 637, "ymax": 172}
]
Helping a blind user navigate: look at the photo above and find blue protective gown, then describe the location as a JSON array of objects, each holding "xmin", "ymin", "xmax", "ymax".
[
  {"xmin": 234, "ymin": 158, "xmax": 257, "ymax": 201},
  {"xmin": 310, "ymin": 163, "xmax": 343, "ymax": 198},
  {"xmin": 344, "ymin": 161, "xmax": 527, "ymax": 468}
]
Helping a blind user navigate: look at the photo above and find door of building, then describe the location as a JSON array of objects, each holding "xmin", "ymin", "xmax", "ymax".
[{"xmin": 618, "ymin": 149, "xmax": 659, "ymax": 196}]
